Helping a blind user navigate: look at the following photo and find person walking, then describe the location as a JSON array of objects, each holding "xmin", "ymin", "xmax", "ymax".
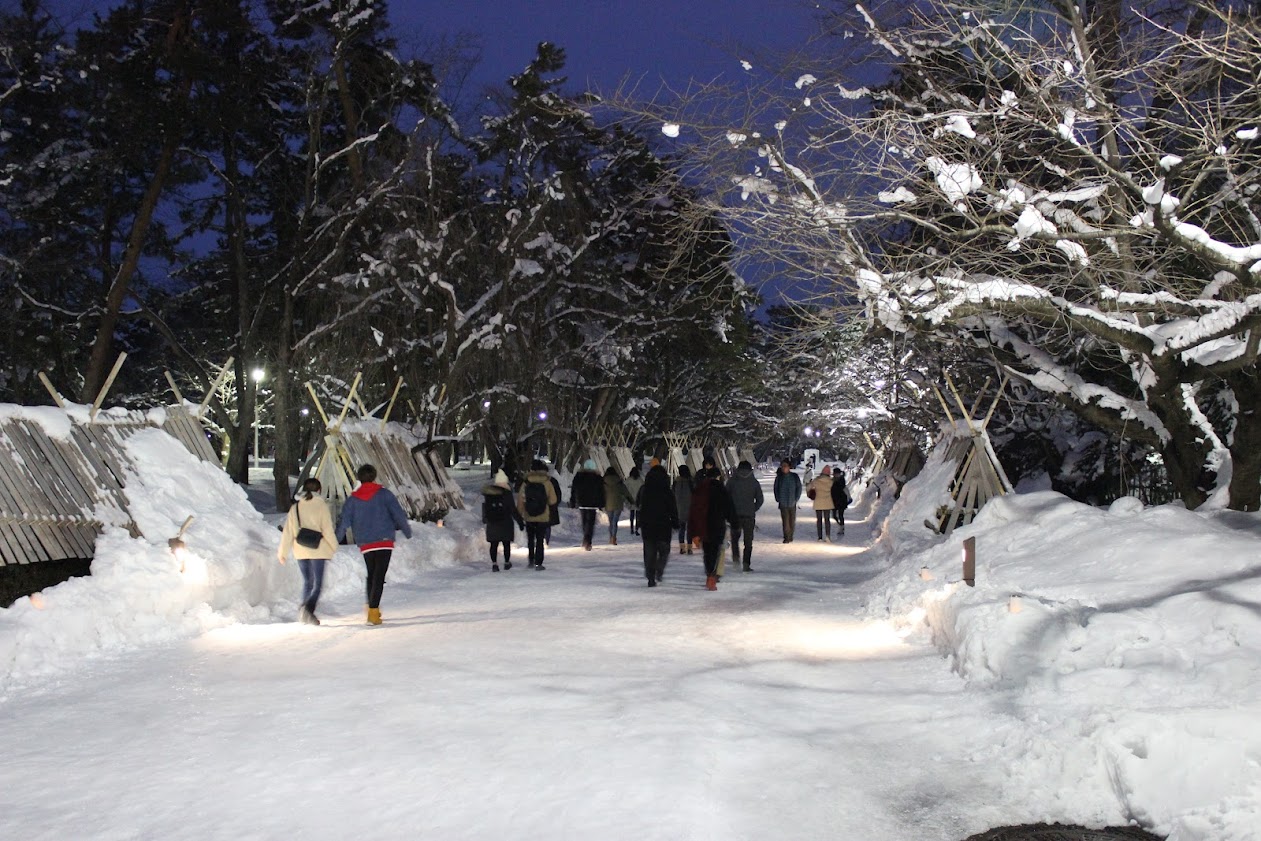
[
  {"xmin": 603, "ymin": 467, "xmax": 629, "ymax": 545},
  {"xmin": 831, "ymin": 471, "xmax": 851, "ymax": 537},
  {"xmin": 336, "ymin": 464, "xmax": 412, "ymax": 625},
  {"xmin": 688, "ymin": 462, "xmax": 737, "ymax": 591},
  {"xmin": 726, "ymin": 460, "xmax": 764, "ymax": 572},
  {"xmin": 277, "ymin": 477, "xmax": 337, "ymax": 625},
  {"xmin": 806, "ymin": 465, "xmax": 836, "ymax": 542},
  {"xmin": 636, "ymin": 463, "xmax": 678, "ymax": 586},
  {"xmin": 482, "ymin": 470, "xmax": 524, "ymax": 572},
  {"xmin": 673, "ymin": 463, "xmax": 694, "ymax": 554},
  {"xmin": 773, "ymin": 459, "xmax": 803, "ymax": 542},
  {"xmin": 544, "ymin": 469, "xmax": 563, "ymax": 547},
  {"xmin": 569, "ymin": 459, "xmax": 605, "ymax": 551},
  {"xmin": 623, "ymin": 466, "xmax": 645, "ymax": 536},
  {"xmin": 519, "ymin": 460, "xmax": 558, "ymax": 569}
]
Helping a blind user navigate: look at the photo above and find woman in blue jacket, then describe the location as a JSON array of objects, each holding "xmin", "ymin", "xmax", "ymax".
[{"xmin": 336, "ymin": 464, "xmax": 412, "ymax": 625}]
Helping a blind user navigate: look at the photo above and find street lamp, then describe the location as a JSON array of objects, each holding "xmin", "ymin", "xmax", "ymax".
[{"xmin": 251, "ymin": 367, "xmax": 265, "ymax": 470}]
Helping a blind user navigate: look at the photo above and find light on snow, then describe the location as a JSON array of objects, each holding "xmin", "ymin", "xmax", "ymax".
[
  {"xmin": 661, "ymin": 123, "xmax": 680, "ymax": 138},
  {"xmin": 795, "ymin": 74, "xmax": 817, "ymax": 89}
]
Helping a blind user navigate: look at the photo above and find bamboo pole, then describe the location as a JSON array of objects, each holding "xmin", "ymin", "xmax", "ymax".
[
  {"xmin": 37, "ymin": 372, "xmax": 66, "ymax": 408},
  {"xmin": 333, "ymin": 372, "xmax": 362, "ymax": 429},
  {"xmin": 90, "ymin": 352, "xmax": 127, "ymax": 421},
  {"xmin": 164, "ymin": 370, "xmax": 185, "ymax": 404},
  {"xmin": 931, "ymin": 384, "xmax": 956, "ymax": 426},
  {"xmin": 379, "ymin": 377, "xmax": 404, "ymax": 431},
  {"xmin": 332, "ymin": 373, "xmax": 363, "ymax": 431},
  {"xmin": 305, "ymin": 381, "xmax": 331, "ymax": 427},
  {"xmin": 944, "ymin": 372, "xmax": 976, "ymax": 435},
  {"xmin": 198, "ymin": 357, "xmax": 235, "ymax": 420}
]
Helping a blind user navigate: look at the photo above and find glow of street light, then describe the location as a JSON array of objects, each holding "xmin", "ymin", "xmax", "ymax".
[
  {"xmin": 803, "ymin": 426, "xmax": 813, "ymax": 437},
  {"xmin": 251, "ymin": 367, "xmax": 265, "ymax": 383},
  {"xmin": 483, "ymin": 400, "xmax": 491, "ymax": 409},
  {"xmin": 538, "ymin": 411, "xmax": 548, "ymax": 421}
]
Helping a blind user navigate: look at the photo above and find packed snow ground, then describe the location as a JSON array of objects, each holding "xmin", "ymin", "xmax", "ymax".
[{"xmin": 0, "ymin": 430, "xmax": 1259, "ymax": 840}]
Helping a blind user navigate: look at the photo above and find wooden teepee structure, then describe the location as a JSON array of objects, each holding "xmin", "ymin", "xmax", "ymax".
[
  {"xmin": 932, "ymin": 373, "xmax": 1013, "ymax": 536},
  {"xmin": 299, "ymin": 373, "xmax": 463, "ymax": 522}
]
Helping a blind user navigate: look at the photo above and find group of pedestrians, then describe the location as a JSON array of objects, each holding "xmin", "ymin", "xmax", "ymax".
[
  {"xmin": 277, "ymin": 463, "xmax": 412, "ymax": 627},
  {"xmin": 773, "ymin": 459, "xmax": 851, "ymax": 542},
  {"xmin": 277, "ymin": 456, "xmax": 852, "ymax": 624}
]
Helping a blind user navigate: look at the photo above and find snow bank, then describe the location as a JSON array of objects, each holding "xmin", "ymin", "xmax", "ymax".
[
  {"xmin": 862, "ymin": 486, "xmax": 1261, "ymax": 840},
  {"xmin": 0, "ymin": 428, "xmax": 482, "ymax": 691}
]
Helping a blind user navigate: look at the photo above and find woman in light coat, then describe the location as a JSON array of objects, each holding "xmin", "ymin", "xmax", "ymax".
[
  {"xmin": 277, "ymin": 478, "xmax": 338, "ymax": 625},
  {"xmin": 806, "ymin": 465, "xmax": 836, "ymax": 542},
  {"xmin": 623, "ymin": 465, "xmax": 645, "ymax": 536}
]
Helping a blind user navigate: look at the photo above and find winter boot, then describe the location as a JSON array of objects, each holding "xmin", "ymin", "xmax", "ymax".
[
  {"xmin": 679, "ymin": 542, "xmax": 687, "ymax": 554},
  {"xmin": 609, "ymin": 536, "xmax": 617, "ymax": 546},
  {"xmin": 743, "ymin": 564, "xmax": 753, "ymax": 572},
  {"xmin": 367, "ymin": 607, "xmax": 382, "ymax": 625},
  {"xmin": 492, "ymin": 563, "xmax": 500, "ymax": 572},
  {"xmin": 504, "ymin": 559, "xmax": 512, "ymax": 571},
  {"xmin": 647, "ymin": 578, "xmax": 657, "ymax": 587},
  {"xmin": 705, "ymin": 575, "xmax": 718, "ymax": 591}
]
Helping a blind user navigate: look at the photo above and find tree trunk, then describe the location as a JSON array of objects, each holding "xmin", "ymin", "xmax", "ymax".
[
  {"xmin": 80, "ymin": 138, "xmax": 178, "ymax": 401},
  {"xmin": 273, "ymin": 292, "xmax": 298, "ymax": 511},
  {"xmin": 1149, "ymin": 389, "xmax": 1211, "ymax": 509},
  {"xmin": 225, "ymin": 356, "xmax": 254, "ymax": 485},
  {"xmin": 1226, "ymin": 368, "xmax": 1261, "ymax": 512}
]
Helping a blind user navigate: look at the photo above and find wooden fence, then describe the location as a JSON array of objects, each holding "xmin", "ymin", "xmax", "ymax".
[{"xmin": 0, "ymin": 405, "xmax": 218, "ymax": 567}]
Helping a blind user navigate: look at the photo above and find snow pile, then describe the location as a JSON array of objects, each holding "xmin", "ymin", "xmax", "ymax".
[
  {"xmin": 863, "ymin": 486, "xmax": 1261, "ymax": 840},
  {"xmin": 0, "ymin": 427, "xmax": 477, "ymax": 690}
]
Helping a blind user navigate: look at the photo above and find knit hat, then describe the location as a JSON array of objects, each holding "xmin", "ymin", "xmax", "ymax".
[
  {"xmin": 583, "ymin": 459, "xmax": 597, "ymax": 471},
  {"xmin": 822, "ymin": 465, "xmax": 832, "ymax": 475},
  {"xmin": 494, "ymin": 470, "xmax": 510, "ymax": 487}
]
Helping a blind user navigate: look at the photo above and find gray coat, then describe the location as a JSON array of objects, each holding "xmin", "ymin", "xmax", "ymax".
[{"xmin": 726, "ymin": 464, "xmax": 764, "ymax": 518}]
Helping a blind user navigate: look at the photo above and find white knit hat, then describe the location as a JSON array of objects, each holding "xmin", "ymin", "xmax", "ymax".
[{"xmin": 494, "ymin": 470, "xmax": 510, "ymax": 487}]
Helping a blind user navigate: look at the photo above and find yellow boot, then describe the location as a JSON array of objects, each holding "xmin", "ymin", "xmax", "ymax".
[{"xmin": 367, "ymin": 607, "xmax": 382, "ymax": 625}]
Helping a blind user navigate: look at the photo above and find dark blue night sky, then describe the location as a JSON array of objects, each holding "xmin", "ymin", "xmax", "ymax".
[{"xmin": 391, "ymin": 0, "xmax": 818, "ymax": 95}]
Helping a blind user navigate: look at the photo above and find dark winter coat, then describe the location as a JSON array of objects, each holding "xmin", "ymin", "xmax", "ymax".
[
  {"xmin": 570, "ymin": 469, "xmax": 606, "ymax": 509},
  {"xmin": 548, "ymin": 476, "xmax": 563, "ymax": 526},
  {"xmin": 603, "ymin": 471, "xmax": 629, "ymax": 512},
  {"xmin": 726, "ymin": 464, "xmax": 764, "ymax": 518},
  {"xmin": 336, "ymin": 482, "xmax": 412, "ymax": 549},
  {"xmin": 517, "ymin": 470, "xmax": 558, "ymax": 524},
  {"xmin": 482, "ymin": 484, "xmax": 523, "ymax": 542},
  {"xmin": 773, "ymin": 469, "xmax": 803, "ymax": 509},
  {"xmin": 637, "ymin": 465, "xmax": 679, "ymax": 542},
  {"xmin": 688, "ymin": 473, "xmax": 736, "ymax": 544},
  {"xmin": 672, "ymin": 468, "xmax": 693, "ymax": 521},
  {"xmin": 830, "ymin": 477, "xmax": 851, "ymax": 511}
]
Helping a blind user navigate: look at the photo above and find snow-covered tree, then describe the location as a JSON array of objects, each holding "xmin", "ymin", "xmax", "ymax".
[{"xmin": 650, "ymin": 0, "xmax": 1261, "ymax": 510}]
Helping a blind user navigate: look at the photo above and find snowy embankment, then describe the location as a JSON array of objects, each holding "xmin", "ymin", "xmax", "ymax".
[
  {"xmin": 854, "ymin": 474, "xmax": 1261, "ymax": 840},
  {"xmin": 0, "ymin": 428, "xmax": 480, "ymax": 690}
]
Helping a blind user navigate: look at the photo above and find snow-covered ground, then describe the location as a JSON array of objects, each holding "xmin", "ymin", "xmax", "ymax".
[{"xmin": 1, "ymin": 431, "xmax": 1259, "ymax": 840}]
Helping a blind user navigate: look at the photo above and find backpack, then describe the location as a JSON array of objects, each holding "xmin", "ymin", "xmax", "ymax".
[
  {"xmin": 524, "ymin": 481, "xmax": 549, "ymax": 517},
  {"xmin": 483, "ymin": 492, "xmax": 511, "ymax": 522}
]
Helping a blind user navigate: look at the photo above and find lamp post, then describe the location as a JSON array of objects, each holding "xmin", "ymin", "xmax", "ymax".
[{"xmin": 251, "ymin": 367, "xmax": 265, "ymax": 470}]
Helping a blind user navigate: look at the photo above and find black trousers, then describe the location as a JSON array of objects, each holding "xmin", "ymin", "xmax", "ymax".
[
  {"xmin": 702, "ymin": 540, "xmax": 722, "ymax": 576},
  {"xmin": 731, "ymin": 515, "xmax": 756, "ymax": 567},
  {"xmin": 526, "ymin": 522, "xmax": 547, "ymax": 565},
  {"xmin": 580, "ymin": 509, "xmax": 597, "ymax": 545},
  {"xmin": 489, "ymin": 540, "xmax": 511, "ymax": 563},
  {"xmin": 362, "ymin": 548, "xmax": 392, "ymax": 609},
  {"xmin": 643, "ymin": 539, "xmax": 670, "ymax": 581}
]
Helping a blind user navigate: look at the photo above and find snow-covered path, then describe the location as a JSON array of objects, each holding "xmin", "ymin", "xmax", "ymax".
[{"xmin": 1, "ymin": 478, "xmax": 1014, "ymax": 841}]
